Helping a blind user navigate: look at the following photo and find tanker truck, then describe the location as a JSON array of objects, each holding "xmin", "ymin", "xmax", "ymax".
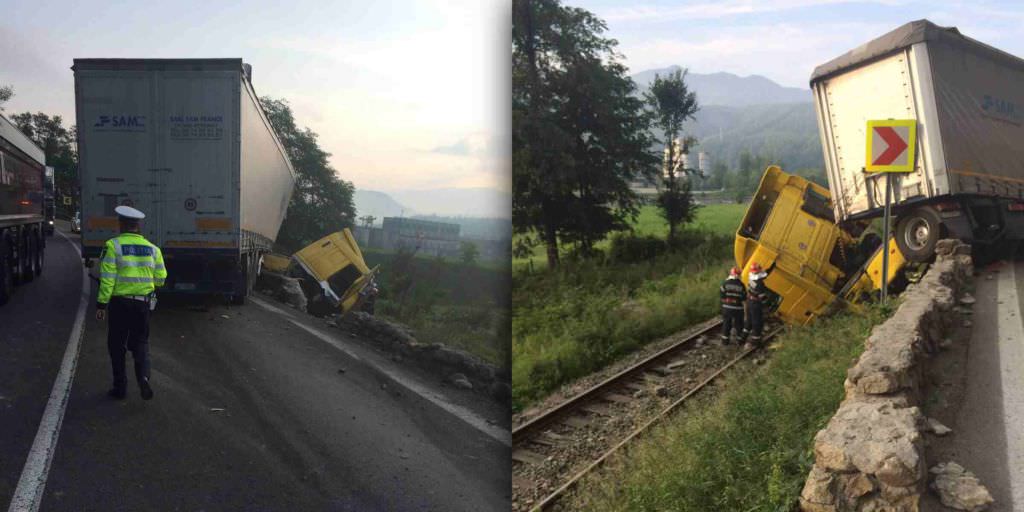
[
  {"xmin": 74, "ymin": 59, "xmax": 295, "ymax": 304},
  {"xmin": 0, "ymin": 113, "xmax": 47, "ymax": 305},
  {"xmin": 810, "ymin": 19, "xmax": 1024, "ymax": 261}
]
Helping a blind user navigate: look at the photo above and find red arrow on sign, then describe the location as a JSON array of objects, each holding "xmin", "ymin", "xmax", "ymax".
[{"xmin": 872, "ymin": 126, "xmax": 908, "ymax": 165}]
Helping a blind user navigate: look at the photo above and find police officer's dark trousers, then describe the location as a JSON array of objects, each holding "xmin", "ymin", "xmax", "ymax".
[
  {"xmin": 745, "ymin": 300, "xmax": 764, "ymax": 343},
  {"xmin": 721, "ymin": 307, "xmax": 744, "ymax": 342},
  {"xmin": 107, "ymin": 296, "xmax": 151, "ymax": 391}
]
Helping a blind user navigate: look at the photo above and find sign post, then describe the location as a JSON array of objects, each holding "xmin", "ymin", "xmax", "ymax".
[{"xmin": 865, "ymin": 119, "xmax": 917, "ymax": 304}]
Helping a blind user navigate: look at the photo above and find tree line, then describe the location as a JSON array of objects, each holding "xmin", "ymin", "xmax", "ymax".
[{"xmin": 512, "ymin": 0, "xmax": 705, "ymax": 269}]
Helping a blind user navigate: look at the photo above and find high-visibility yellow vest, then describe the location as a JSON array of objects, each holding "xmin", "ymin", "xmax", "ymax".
[{"xmin": 97, "ymin": 232, "xmax": 167, "ymax": 305}]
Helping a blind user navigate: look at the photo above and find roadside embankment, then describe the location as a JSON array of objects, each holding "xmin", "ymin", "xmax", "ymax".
[
  {"xmin": 800, "ymin": 239, "xmax": 973, "ymax": 511},
  {"xmin": 255, "ymin": 270, "xmax": 509, "ymax": 405}
]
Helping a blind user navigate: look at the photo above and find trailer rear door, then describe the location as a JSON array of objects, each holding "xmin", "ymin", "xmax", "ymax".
[
  {"xmin": 813, "ymin": 49, "xmax": 934, "ymax": 221},
  {"xmin": 77, "ymin": 71, "xmax": 154, "ymax": 251},
  {"xmin": 157, "ymin": 71, "xmax": 238, "ymax": 251}
]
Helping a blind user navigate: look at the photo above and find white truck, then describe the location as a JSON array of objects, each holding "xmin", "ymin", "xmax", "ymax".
[
  {"xmin": 810, "ymin": 19, "xmax": 1024, "ymax": 261},
  {"xmin": 74, "ymin": 59, "xmax": 295, "ymax": 303}
]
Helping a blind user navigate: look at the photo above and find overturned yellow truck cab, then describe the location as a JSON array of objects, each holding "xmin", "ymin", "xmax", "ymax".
[
  {"xmin": 735, "ymin": 166, "xmax": 906, "ymax": 325},
  {"xmin": 291, "ymin": 229, "xmax": 379, "ymax": 315}
]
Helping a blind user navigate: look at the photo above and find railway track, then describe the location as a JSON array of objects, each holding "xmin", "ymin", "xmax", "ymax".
[{"xmin": 512, "ymin": 320, "xmax": 784, "ymax": 511}]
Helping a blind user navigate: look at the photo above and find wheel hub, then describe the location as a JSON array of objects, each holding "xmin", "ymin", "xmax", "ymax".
[{"xmin": 904, "ymin": 218, "xmax": 931, "ymax": 251}]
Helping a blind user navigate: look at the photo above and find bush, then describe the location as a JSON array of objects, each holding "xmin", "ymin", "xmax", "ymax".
[{"xmin": 608, "ymin": 233, "xmax": 667, "ymax": 263}]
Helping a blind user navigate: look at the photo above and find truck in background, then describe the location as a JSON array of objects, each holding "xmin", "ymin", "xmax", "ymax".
[
  {"xmin": 0, "ymin": 113, "xmax": 47, "ymax": 305},
  {"xmin": 811, "ymin": 19, "xmax": 1024, "ymax": 262},
  {"xmin": 74, "ymin": 59, "xmax": 295, "ymax": 304},
  {"xmin": 43, "ymin": 166, "xmax": 55, "ymax": 236}
]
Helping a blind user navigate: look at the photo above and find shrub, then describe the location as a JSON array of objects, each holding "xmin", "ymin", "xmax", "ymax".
[{"xmin": 609, "ymin": 233, "xmax": 667, "ymax": 263}]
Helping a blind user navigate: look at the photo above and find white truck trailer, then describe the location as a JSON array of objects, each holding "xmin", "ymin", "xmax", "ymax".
[
  {"xmin": 74, "ymin": 59, "xmax": 295, "ymax": 303},
  {"xmin": 810, "ymin": 19, "xmax": 1024, "ymax": 261}
]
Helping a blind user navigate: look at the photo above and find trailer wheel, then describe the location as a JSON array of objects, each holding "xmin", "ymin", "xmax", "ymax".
[
  {"xmin": 230, "ymin": 254, "xmax": 252, "ymax": 305},
  {"xmin": 895, "ymin": 208, "xmax": 941, "ymax": 262},
  {"xmin": 0, "ymin": 237, "xmax": 12, "ymax": 305},
  {"xmin": 34, "ymin": 232, "xmax": 44, "ymax": 276},
  {"xmin": 22, "ymin": 234, "xmax": 36, "ymax": 283}
]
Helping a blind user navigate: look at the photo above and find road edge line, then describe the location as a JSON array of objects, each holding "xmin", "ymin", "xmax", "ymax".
[
  {"xmin": 7, "ymin": 231, "xmax": 89, "ymax": 512},
  {"xmin": 251, "ymin": 297, "xmax": 511, "ymax": 447}
]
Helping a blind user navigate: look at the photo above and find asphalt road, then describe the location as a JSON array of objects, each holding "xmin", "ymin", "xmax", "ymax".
[
  {"xmin": 0, "ymin": 231, "xmax": 84, "ymax": 507},
  {"xmin": 928, "ymin": 260, "xmax": 1024, "ymax": 511},
  {"xmin": 2, "ymin": 229, "xmax": 510, "ymax": 511}
]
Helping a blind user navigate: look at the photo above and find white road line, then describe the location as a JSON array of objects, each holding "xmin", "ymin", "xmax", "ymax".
[
  {"xmin": 8, "ymin": 231, "xmax": 89, "ymax": 512},
  {"xmin": 252, "ymin": 298, "xmax": 512, "ymax": 447},
  {"xmin": 248, "ymin": 295, "xmax": 294, "ymax": 319},
  {"xmin": 997, "ymin": 263, "xmax": 1024, "ymax": 508}
]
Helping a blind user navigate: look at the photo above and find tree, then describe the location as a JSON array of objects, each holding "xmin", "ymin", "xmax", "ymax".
[
  {"xmin": 707, "ymin": 161, "xmax": 729, "ymax": 190},
  {"xmin": 460, "ymin": 241, "xmax": 479, "ymax": 266},
  {"xmin": 0, "ymin": 85, "xmax": 12, "ymax": 112},
  {"xmin": 359, "ymin": 215, "xmax": 376, "ymax": 228},
  {"xmin": 513, "ymin": 0, "xmax": 657, "ymax": 267},
  {"xmin": 11, "ymin": 112, "xmax": 78, "ymax": 216},
  {"xmin": 260, "ymin": 97, "xmax": 356, "ymax": 252},
  {"xmin": 645, "ymin": 69, "xmax": 700, "ymax": 241}
]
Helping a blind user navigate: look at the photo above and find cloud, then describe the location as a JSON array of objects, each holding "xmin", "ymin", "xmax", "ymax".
[
  {"xmin": 431, "ymin": 139, "xmax": 472, "ymax": 156},
  {"xmin": 429, "ymin": 133, "xmax": 494, "ymax": 157},
  {"xmin": 598, "ymin": 0, "xmax": 906, "ymax": 23},
  {"xmin": 616, "ymin": 21, "xmax": 896, "ymax": 87}
]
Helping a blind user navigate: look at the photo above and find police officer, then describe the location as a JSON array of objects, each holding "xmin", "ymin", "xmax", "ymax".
[
  {"xmin": 95, "ymin": 206, "xmax": 167, "ymax": 400},
  {"xmin": 719, "ymin": 267, "xmax": 746, "ymax": 344},
  {"xmin": 742, "ymin": 261, "xmax": 774, "ymax": 349}
]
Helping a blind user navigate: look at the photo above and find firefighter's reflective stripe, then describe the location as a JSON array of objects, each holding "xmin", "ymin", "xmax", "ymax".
[{"xmin": 97, "ymin": 233, "xmax": 168, "ymax": 304}]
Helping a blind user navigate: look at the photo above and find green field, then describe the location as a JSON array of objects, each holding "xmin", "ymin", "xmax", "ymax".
[
  {"xmin": 512, "ymin": 203, "xmax": 746, "ymax": 409},
  {"xmin": 567, "ymin": 307, "xmax": 887, "ymax": 511},
  {"xmin": 514, "ymin": 203, "xmax": 745, "ymax": 270}
]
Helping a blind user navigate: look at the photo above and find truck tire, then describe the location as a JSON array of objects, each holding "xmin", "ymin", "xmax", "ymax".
[
  {"xmin": 895, "ymin": 207, "xmax": 941, "ymax": 262},
  {"xmin": 22, "ymin": 234, "xmax": 36, "ymax": 283},
  {"xmin": 230, "ymin": 254, "xmax": 252, "ymax": 305},
  {"xmin": 34, "ymin": 232, "xmax": 44, "ymax": 276},
  {"xmin": 0, "ymin": 238, "xmax": 12, "ymax": 306}
]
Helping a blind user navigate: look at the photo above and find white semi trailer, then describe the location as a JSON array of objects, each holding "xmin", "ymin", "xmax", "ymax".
[
  {"xmin": 74, "ymin": 59, "xmax": 295, "ymax": 303},
  {"xmin": 811, "ymin": 20, "xmax": 1024, "ymax": 261}
]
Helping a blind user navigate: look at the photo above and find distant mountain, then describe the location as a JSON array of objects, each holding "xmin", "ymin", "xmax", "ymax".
[
  {"xmin": 354, "ymin": 190, "xmax": 410, "ymax": 221},
  {"xmin": 687, "ymin": 103, "xmax": 824, "ymax": 171},
  {"xmin": 631, "ymin": 67, "xmax": 810, "ymax": 106},
  {"xmin": 631, "ymin": 67, "xmax": 823, "ymax": 173},
  {"xmin": 389, "ymin": 188, "xmax": 511, "ymax": 219}
]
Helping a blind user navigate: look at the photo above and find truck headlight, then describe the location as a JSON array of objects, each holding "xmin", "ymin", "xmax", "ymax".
[{"xmin": 48, "ymin": 220, "xmax": 54, "ymax": 225}]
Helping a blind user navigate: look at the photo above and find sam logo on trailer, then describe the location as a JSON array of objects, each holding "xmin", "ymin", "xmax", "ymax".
[{"xmin": 93, "ymin": 115, "xmax": 147, "ymax": 132}]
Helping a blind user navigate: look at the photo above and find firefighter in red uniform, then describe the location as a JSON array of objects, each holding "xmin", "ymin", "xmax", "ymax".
[{"xmin": 719, "ymin": 267, "xmax": 746, "ymax": 344}]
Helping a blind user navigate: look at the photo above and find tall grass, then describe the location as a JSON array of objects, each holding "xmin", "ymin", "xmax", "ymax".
[
  {"xmin": 365, "ymin": 251, "xmax": 510, "ymax": 369},
  {"xmin": 512, "ymin": 230, "xmax": 733, "ymax": 409},
  {"xmin": 568, "ymin": 308, "xmax": 885, "ymax": 511}
]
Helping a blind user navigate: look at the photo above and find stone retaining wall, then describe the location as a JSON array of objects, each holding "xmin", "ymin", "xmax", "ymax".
[{"xmin": 800, "ymin": 239, "xmax": 973, "ymax": 512}]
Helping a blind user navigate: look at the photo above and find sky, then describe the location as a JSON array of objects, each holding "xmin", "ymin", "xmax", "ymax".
[
  {"xmin": 0, "ymin": 0, "xmax": 510, "ymax": 196},
  {"xmin": 574, "ymin": 0, "xmax": 1024, "ymax": 88}
]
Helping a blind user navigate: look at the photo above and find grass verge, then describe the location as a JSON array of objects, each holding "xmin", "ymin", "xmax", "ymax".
[
  {"xmin": 512, "ymin": 230, "xmax": 733, "ymax": 410},
  {"xmin": 566, "ymin": 307, "xmax": 886, "ymax": 511},
  {"xmin": 364, "ymin": 251, "xmax": 510, "ymax": 369}
]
